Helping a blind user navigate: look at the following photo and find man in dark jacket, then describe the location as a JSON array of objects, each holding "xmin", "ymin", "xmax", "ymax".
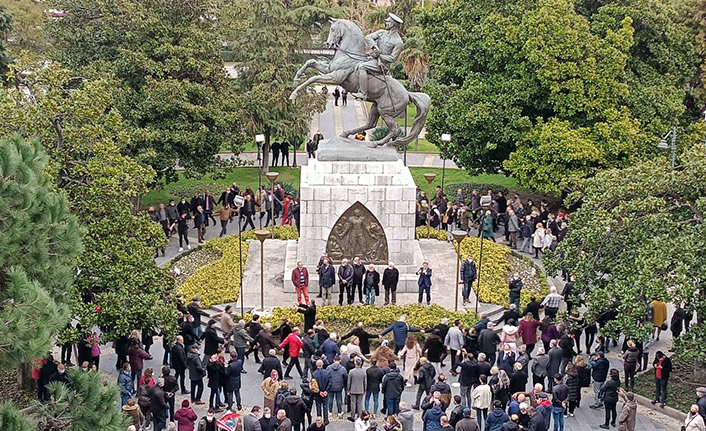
[
  {"xmin": 382, "ymin": 262, "xmax": 400, "ymax": 305},
  {"xmin": 188, "ymin": 298, "xmax": 210, "ymax": 338},
  {"xmin": 478, "ymin": 323, "xmax": 500, "ymax": 364},
  {"xmin": 297, "ymin": 300, "xmax": 317, "ymax": 332},
  {"xmin": 363, "ymin": 264, "xmax": 380, "ymax": 305},
  {"xmin": 190, "ymin": 192, "xmax": 203, "ymax": 225},
  {"xmin": 284, "ymin": 388, "xmax": 306, "ymax": 431},
  {"xmin": 206, "ymin": 354, "xmax": 225, "ymax": 412},
  {"xmin": 38, "ymin": 355, "xmax": 58, "ymax": 401},
  {"xmin": 172, "ymin": 335, "xmax": 189, "ymax": 394},
  {"xmin": 163, "ymin": 367, "xmax": 179, "ymax": 421},
  {"xmin": 494, "ymin": 305, "xmax": 521, "ymax": 326},
  {"xmin": 366, "ymin": 359, "xmax": 385, "ymax": 414},
  {"xmin": 246, "ymin": 315, "xmax": 264, "ymax": 364},
  {"xmin": 652, "ymin": 350, "xmax": 673, "ymax": 407},
  {"xmin": 341, "ymin": 322, "xmax": 379, "ymax": 356},
  {"xmin": 256, "ymin": 323, "xmax": 280, "ymax": 357},
  {"xmin": 259, "ymin": 349, "xmax": 283, "ymax": 381},
  {"xmin": 381, "ymin": 315, "xmax": 421, "ymax": 354},
  {"xmin": 589, "ymin": 351, "xmax": 609, "ymax": 408},
  {"xmin": 312, "ymin": 360, "xmax": 331, "ymax": 424},
  {"xmin": 455, "ymin": 408, "xmax": 479, "ymax": 431},
  {"xmin": 318, "ymin": 259, "xmax": 335, "ymax": 306},
  {"xmin": 150, "ymin": 378, "xmax": 169, "ymax": 431},
  {"xmin": 485, "ymin": 400, "xmax": 509, "ymax": 431},
  {"xmin": 187, "ymin": 345, "xmax": 206, "ymax": 404},
  {"xmin": 551, "ymin": 375, "xmax": 568, "ymax": 430},
  {"xmin": 202, "ymin": 319, "xmax": 225, "ymax": 361},
  {"xmin": 525, "ymin": 406, "xmax": 545, "ymax": 431},
  {"xmin": 351, "ymin": 257, "xmax": 365, "ymax": 304},
  {"xmin": 224, "ymin": 353, "xmax": 243, "ymax": 411},
  {"xmin": 382, "ymin": 363, "xmax": 405, "ymax": 415},
  {"xmin": 301, "ymin": 329, "xmax": 316, "ymax": 381},
  {"xmin": 413, "ymin": 357, "xmax": 436, "ymax": 409},
  {"xmin": 449, "ymin": 395, "xmax": 465, "ymax": 428},
  {"xmin": 416, "ymin": 262, "xmax": 433, "ymax": 305},
  {"xmin": 337, "ymin": 259, "xmax": 354, "ymax": 306},
  {"xmin": 460, "ymin": 255, "xmax": 477, "ymax": 305},
  {"xmin": 559, "ymin": 333, "xmax": 576, "ymax": 373},
  {"xmin": 508, "ymin": 274, "xmax": 523, "ymax": 311},
  {"xmin": 522, "ymin": 297, "xmax": 542, "ymax": 321},
  {"xmin": 457, "ymin": 354, "xmax": 479, "ymax": 408}
]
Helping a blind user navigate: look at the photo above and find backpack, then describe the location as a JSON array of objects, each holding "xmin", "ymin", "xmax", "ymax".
[{"xmin": 309, "ymin": 378, "xmax": 320, "ymax": 394}]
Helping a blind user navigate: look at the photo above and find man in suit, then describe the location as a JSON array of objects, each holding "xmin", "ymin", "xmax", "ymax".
[
  {"xmin": 460, "ymin": 255, "xmax": 477, "ymax": 306},
  {"xmin": 190, "ymin": 192, "xmax": 203, "ymax": 228},
  {"xmin": 270, "ymin": 141, "xmax": 280, "ymax": 167},
  {"xmin": 417, "ymin": 261, "xmax": 433, "ymax": 305}
]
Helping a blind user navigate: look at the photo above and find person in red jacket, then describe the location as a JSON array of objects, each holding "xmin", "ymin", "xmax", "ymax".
[
  {"xmin": 174, "ymin": 399, "xmax": 198, "ymax": 431},
  {"xmin": 281, "ymin": 327, "xmax": 304, "ymax": 379},
  {"xmin": 291, "ymin": 261, "xmax": 310, "ymax": 305}
]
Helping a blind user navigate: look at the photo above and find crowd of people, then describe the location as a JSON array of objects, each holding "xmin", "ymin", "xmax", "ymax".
[
  {"xmin": 415, "ymin": 188, "xmax": 569, "ymax": 259},
  {"xmin": 146, "ymin": 181, "xmax": 300, "ymax": 254},
  {"xmin": 32, "ymin": 289, "xmax": 706, "ymax": 431}
]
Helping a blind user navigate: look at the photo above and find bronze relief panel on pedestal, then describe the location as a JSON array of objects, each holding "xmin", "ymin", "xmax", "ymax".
[{"xmin": 326, "ymin": 201, "xmax": 388, "ymax": 264}]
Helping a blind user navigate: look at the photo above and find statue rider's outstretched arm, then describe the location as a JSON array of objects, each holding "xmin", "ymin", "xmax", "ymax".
[{"xmin": 364, "ymin": 30, "xmax": 385, "ymax": 51}]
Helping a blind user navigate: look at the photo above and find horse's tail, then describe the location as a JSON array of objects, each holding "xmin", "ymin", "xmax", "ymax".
[{"xmin": 392, "ymin": 92, "xmax": 431, "ymax": 147}]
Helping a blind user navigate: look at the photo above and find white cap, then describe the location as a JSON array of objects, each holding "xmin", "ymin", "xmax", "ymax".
[{"xmin": 388, "ymin": 13, "xmax": 403, "ymax": 24}]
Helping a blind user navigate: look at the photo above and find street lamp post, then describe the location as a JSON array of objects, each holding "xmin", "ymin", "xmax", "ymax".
[
  {"xmin": 256, "ymin": 134, "xmax": 265, "ymax": 228},
  {"xmin": 234, "ymin": 195, "xmax": 245, "ymax": 317},
  {"xmin": 254, "ymin": 229, "xmax": 271, "ymax": 310},
  {"xmin": 657, "ymin": 127, "xmax": 677, "ymax": 169},
  {"xmin": 423, "ymin": 173, "xmax": 436, "ymax": 239},
  {"xmin": 441, "ymin": 134, "xmax": 451, "ymax": 192},
  {"xmin": 475, "ymin": 231, "xmax": 485, "ymax": 315},
  {"xmin": 452, "ymin": 230, "xmax": 466, "ymax": 312},
  {"xmin": 265, "ymin": 171, "xmax": 279, "ymax": 227},
  {"xmin": 292, "ymin": 137, "xmax": 298, "ymax": 168}
]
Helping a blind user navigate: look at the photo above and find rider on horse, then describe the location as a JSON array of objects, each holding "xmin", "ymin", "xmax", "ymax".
[{"xmin": 351, "ymin": 13, "xmax": 404, "ymax": 101}]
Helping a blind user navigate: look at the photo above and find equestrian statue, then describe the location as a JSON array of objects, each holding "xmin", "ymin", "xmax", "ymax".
[{"xmin": 289, "ymin": 14, "xmax": 431, "ymax": 149}]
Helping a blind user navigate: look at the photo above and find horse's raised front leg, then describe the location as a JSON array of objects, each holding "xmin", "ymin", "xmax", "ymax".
[
  {"xmin": 292, "ymin": 59, "xmax": 330, "ymax": 86},
  {"xmin": 341, "ymin": 103, "xmax": 380, "ymax": 146},
  {"xmin": 289, "ymin": 69, "xmax": 343, "ymax": 100},
  {"xmin": 370, "ymin": 112, "xmax": 401, "ymax": 147}
]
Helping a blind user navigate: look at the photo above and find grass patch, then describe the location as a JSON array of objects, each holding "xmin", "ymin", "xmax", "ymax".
[
  {"xmin": 634, "ymin": 359, "xmax": 698, "ymax": 413},
  {"xmin": 142, "ymin": 167, "xmax": 301, "ymax": 208},
  {"xmin": 143, "ymin": 167, "xmax": 526, "ymax": 208}
]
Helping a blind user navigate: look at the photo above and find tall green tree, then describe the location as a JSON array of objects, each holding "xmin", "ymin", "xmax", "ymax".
[
  {"xmin": 0, "ymin": 134, "xmax": 83, "ymax": 368},
  {"xmin": 221, "ymin": 0, "xmax": 326, "ymax": 167},
  {"xmin": 421, "ymin": 0, "xmax": 699, "ymax": 193},
  {"xmin": 546, "ymin": 130, "xmax": 706, "ymax": 365},
  {"xmin": 49, "ymin": 0, "xmax": 242, "ymax": 180},
  {"xmin": 0, "ymin": 57, "xmax": 177, "ymax": 341},
  {"xmin": 0, "ymin": 5, "xmax": 12, "ymax": 76}
]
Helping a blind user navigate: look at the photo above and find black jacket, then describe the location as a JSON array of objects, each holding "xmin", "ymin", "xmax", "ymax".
[
  {"xmin": 302, "ymin": 336, "xmax": 316, "ymax": 358},
  {"xmin": 149, "ymin": 384, "xmax": 168, "ymax": 412},
  {"xmin": 187, "ymin": 351, "xmax": 205, "ymax": 380},
  {"xmin": 382, "ymin": 267, "xmax": 399, "ymax": 289},
  {"xmin": 523, "ymin": 301, "xmax": 542, "ymax": 321},
  {"xmin": 202, "ymin": 326, "xmax": 224, "ymax": 356},
  {"xmin": 382, "ymin": 368, "xmax": 405, "ymax": 399},
  {"xmin": 341, "ymin": 327, "xmax": 378, "ymax": 356},
  {"xmin": 551, "ymin": 382, "xmax": 569, "ymax": 407},
  {"xmin": 207, "ymin": 360, "xmax": 225, "ymax": 389},
  {"xmin": 527, "ymin": 413, "xmax": 545, "ymax": 431},
  {"xmin": 319, "ymin": 265, "xmax": 335, "ymax": 288},
  {"xmin": 172, "ymin": 343, "xmax": 188, "ymax": 371},
  {"xmin": 653, "ymin": 356, "xmax": 673, "ymax": 380},
  {"xmin": 423, "ymin": 335, "xmax": 446, "ymax": 363},
  {"xmin": 364, "ymin": 270, "xmax": 380, "ymax": 295},
  {"xmin": 297, "ymin": 304, "xmax": 317, "ymax": 331},
  {"xmin": 259, "ymin": 356, "xmax": 283, "ymax": 380},
  {"xmin": 246, "ymin": 321, "xmax": 263, "ymax": 339},
  {"xmin": 417, "ymin": 362, "xmax": 436, "ymax": 390},
  {"xmin": 284, "ymin": 396, "xmax": 306, "ymax": 425},
  {"xmin": 458, "ymin": 359, "xmax": 479, "ymax": 387},
  {"xmin": 366, "ymin": 365, "xmax": 385, "ymax": 393},
  {"xmin": 599, "ymin": 377, "xmax": 620, "ymax": 404},
  {"xmin": 351, "ymin": 263, "xmax": 365, "ymax": 283}
]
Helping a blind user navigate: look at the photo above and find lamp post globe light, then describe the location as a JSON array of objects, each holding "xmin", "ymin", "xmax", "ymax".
[
  {"xmin": 254, "ymin": 229, "xmax": 271, "ymax": 310},
  {"xmin": 265, "ymin": 171, "xmax": 279, "ymax": 227},
  {"xmin": 441, "ymin": 134, "xmax": 451, "ymax": 192},
  {"xmin": 656, "ymin": 127, "xmax": 676, "ymax": 170},
  {"xmin": 233, "ymin": 195, "xmax": 246, "ymax": 317},
  {"xmin": 423, "ymin": 173, "xmax": 436, "ymax": 239},
  {"xmin": 452, "ymin": 230, "xmax": 466, "ymax": 312}
]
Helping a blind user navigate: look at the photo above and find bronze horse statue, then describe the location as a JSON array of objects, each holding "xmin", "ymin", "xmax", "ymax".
[{"xmin": 289, "ymin": 18, "xmax": 430, "ymax": 148}]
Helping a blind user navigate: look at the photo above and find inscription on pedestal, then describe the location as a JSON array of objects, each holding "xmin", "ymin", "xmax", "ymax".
[{"xmin": 325, "ymin": 201, "xmax": 388, "ymax": 264}]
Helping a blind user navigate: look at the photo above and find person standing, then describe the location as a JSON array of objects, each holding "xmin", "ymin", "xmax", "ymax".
[
  {"xmin": 364, "ymin": 264, "xmax": 380, "ymax": 305},
  {"xmin": 598, "ymin": 369, "xmax": 621, "ymax": 429},
  {"xmin": 187, "ymin": 344, "xmax": 206, "ymax": 405},
  {"xmin": 118, "ymin": 363, "xmax": 134, "ymax": 406},
  {"xmin": 337, "ymin": 259, "xmax": 354, "ymax": 306},
  {"xmin": 413, "ymin": 357, "xmax": 435, "ymax": 409},
  {"xmin": 416, "ymin": 262, "xmax": 433, "ymax": 305},
  {"xmin": 271, "ymin": 141, "xmax": 281, "ymax": 167},
  {"xmin": 506, "ymin": 209, "xmax": 520, "ymax": 249},
  {"xmin": 589, "ymin": 351, "xmax": 609, "ymax": 409},
  {"xmin": 622, "ymin": 340, "xmax": 639, "ymax": 391},
  {"xmin": 319, "ymin": 259, "xmax": 335, "ymax": 306},
  {"xmin": 457, "ymin": 354, "xmax": 479, "ymax": 409},
  {"xmin": 297, "ymin": 300, "xmax": 317, "ymax": 332},
  {"xmin": 312, "ymin": 360, "xmax": 331, "ymax": 425},
  {"xmin": 508, "ymin": 273, "xmax": 522, "ymax": 311},
  {"xmin": 203, "ymin": 190, "xmax": 216, "ymax": 226},
  {"xmin": 382, "ymin": 262, "xmax": 399, "ymax": 305},
  {"xmin": 206, "ymin": 354, "xmax": 225, "ymax": 412},
  {"xmin": 351, "ymin": 257, "xmax": 365, "ymax": 304},
  {"xmin": 241, "ymin": 194, "xmax": 257, "ymax": 231},
  {"xmin": 150, "ymin": 378, "xmax": 169, "ymax": 431},
  {"xmin": 281, "ymin": 139, "xmax": 291, "ymax": 167},
  {"xmin": 262, "ymin": 370, "xmax": 281, "ymax": 411},
  {"xmin": 347, "ymin": 358, "xmax": 367, "ymax": 420},
  {"xmin": 445, "ymin": 320, "xmax": 465, "ymax": 372},
  {"xmin": 477, "ymin": 323, "xmax": 500, "ymax": 365},
  {"xmin": 175, "ymin": 400, "xmax": 198, "ymax": 431},
  {"xmin": 224, "ymin": 352, "xmax": 244, "ymax": 411},
  {"xmin": 219, "ymin": 204, "xmax": 232, "ymax": 237},
  {"xmin": 306, "ymin": 139, "xmax": 316, "ymax": 159},
  {"xmin": 685, "ymin": 404, "xmax": 706, "ymax": 431},
  {"xmin": 471, "ymin": 375, "xmax": 492, "ymax": 430},
  {"xmin": 172, "ymin": 336, "xmax": 188, "ymax": 394},
  {"xmin": 652, "ymin": 351, "xmax": 672, "ymax": 408},
  {"xmin": 540, "ymin": 287, "xmax": 562, "ymax": 320},
  {"xmin": 551, "ymin": 374, "xmax": 568, "ymax": 431},
  {"xmin": 292, "ymin": 262, "xmax": 311, "ymax": 305},
  {"xmin": 341, "ymin": 89, "xmax": 348, "ymax": 106},
  {"xmin": 194, "ymin": 205, "xmax": 207, "ymax": 243},
  {"xmin": 460, "ymin": 255, "xmax": 477, "ymax": 306},
  {"xmin": 617, "ymin": 389, "xmax": 637, "ymax": 431},
  {"xmin": 333, "ymin": 88, "xmax": 341, "ymax": 106},
  {"xmin": 651, "ymin": 297, "xmax": 668, "ymax": 341},
  {"xmin": 382, "ymin": 363, "xmax": 405, "ymax": 416},
  {"xmin": 174, "ymin": 211, "xmax": 192, "ymax": 252}
]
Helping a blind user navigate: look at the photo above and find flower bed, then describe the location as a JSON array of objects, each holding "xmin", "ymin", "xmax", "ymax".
[
  {"xmin": 420, "ymin": 227, "xmax": 548, "ymax": 308},
  {"xmin": 171, "ymin": 226, "xmax": 298, "ymax": 307}
]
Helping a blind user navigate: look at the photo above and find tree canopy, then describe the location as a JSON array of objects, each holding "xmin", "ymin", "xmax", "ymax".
[
  {"xmin": 0, "ymin": 135, "xmax": 82, "ymax": 368},
  {"xmin": 421, "ymin": 0, "xmax": 700, "ymax": 194},
  {"xmin": 546, "ymin": 129, "xmax": 706, "ymax": 358},
  {"xmin": 0, "ymin": 58, "xmax": 177, "ymax": 341},
  {"xmin": 50, "ymin": 0, "xmax": 242, "ymax": 181}
]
